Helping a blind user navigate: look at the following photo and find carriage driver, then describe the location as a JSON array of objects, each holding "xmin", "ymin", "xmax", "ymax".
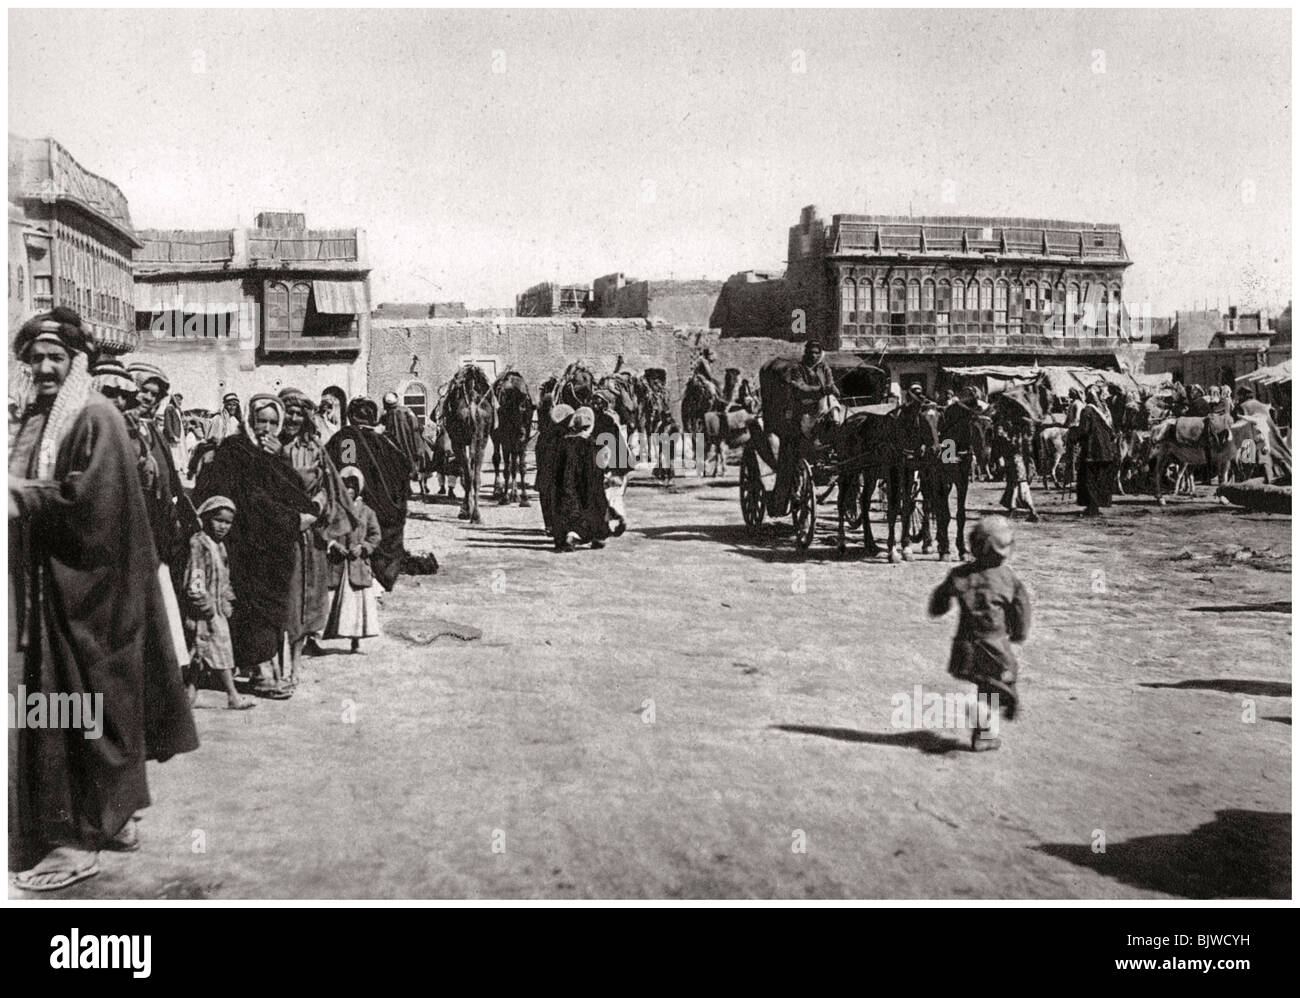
[{"xmin": 799, "ymin": 339, "xmax": 842, "ymax": 418}]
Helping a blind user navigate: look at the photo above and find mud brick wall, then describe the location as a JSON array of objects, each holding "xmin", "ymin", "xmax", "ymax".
[{"xmin": 368, "ymin": 318, "xmax": 801, "ymax": 420}]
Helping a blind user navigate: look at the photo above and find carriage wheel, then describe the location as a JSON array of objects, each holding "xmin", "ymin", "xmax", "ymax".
[
  {"xmin": 739, "ymin": 444, "xmax": 766, "ymax": 530},
  {"xmin": 792, "ymin": 460, "xmax": 817, "ymax": 550},
  {"xmin": 908, "ymin": 475, "xmax": 927, "ymax": 542}
]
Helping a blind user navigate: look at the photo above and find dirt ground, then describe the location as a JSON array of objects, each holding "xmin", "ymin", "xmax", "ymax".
[{"xmin": 16, "ymin": 461, "xmax": 1291, "ymax": 900}]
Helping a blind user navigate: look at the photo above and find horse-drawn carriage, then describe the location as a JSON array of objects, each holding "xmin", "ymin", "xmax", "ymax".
[{"xmin": 738, "ymin": 354, "xmax": 891, "ymax": 549}]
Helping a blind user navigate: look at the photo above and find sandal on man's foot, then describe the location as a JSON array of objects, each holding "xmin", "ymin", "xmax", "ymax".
[
  {"xmin": 227, "ymin": 697, "xmax": 257, "ymax": 710},
  {"xmin": 253, "ymin": 683, "xmax": 293, "ymax": 700},
  {"xmin": 12, "ymin": 847, "xmax": 100, "ymax": 892}
]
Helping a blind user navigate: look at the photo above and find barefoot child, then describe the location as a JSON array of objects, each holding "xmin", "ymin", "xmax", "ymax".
[
  {"xmin": 325, "ymin": 467, "xmax": 382, "ymax": 652},
  {"xmin": 184, "ymin": 496, "xmax": 255, "ymax": 709},
  {"xmin": 928, "ymin": 515, "xmax": 1030, "ymax": 751}
]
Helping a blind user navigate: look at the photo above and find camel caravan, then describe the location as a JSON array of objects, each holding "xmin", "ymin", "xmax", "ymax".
[{"xmin": 369, "ymin": 348, "xmax": 1288, "ymax": 559}]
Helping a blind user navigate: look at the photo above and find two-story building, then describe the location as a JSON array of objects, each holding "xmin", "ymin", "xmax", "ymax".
[
  {"xmin": 8, "ymin": 134, "xmax": 141, "ymax": 398},
  {"xmin": 131, "ymin": 211, "xmax": 371, "ymax": 407},
  {"xmin": 763, "ymin": 206, "xmax": 1137, "ymax": 395}
]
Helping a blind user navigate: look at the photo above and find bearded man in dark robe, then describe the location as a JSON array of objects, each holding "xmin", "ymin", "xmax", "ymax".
[
  {"xmin": 278, "ymin": 387, "xmax": 357, "ymax": 671},
  {"xmin": 194, "ymin": 394, "xmax": 317, "ymax": 698},
  {"xmin": 8, "ymin": 308, "xmax": 198, "ymax": 890},
  {"xmin": 326, "ymin": 396, "xmax": 413, "ymax": 590}
]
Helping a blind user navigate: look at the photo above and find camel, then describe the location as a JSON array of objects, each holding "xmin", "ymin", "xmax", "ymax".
[
  {"xmin": 641, "ymin": 369, "xmax": 678, "ymax": 481},
  {"xmin": 491, "ymin": 371, "xmax": 535, "ymax": 507},
  {"xmin": 441, "ymin": 364, "xmax": 494, "ymax": 523}
]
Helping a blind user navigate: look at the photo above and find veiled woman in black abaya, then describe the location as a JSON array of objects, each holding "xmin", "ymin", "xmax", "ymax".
[
  {"xmin": 325, "ymin": 396, "xmax": 413, "ymax": 591},
  {"xmin": 194, "ymin": 394, "xmax": 317, "ymax": 697}
]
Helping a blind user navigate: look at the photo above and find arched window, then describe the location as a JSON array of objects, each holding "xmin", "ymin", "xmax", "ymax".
[
  {"xmin": 841, "ymin": 277, "xmax": 856, "ymax": 321},
  {"xmin": 290, "ymin": 282, "xmax": 311, "ymax": 337},
  {"xmin": 1109, "ymin": 284, "xmax": 1122, "ymax": 337},
  {"xmin": 265, "ymin": 281, "xmax": 291, "ymax": 339},
  {"xmin": 1066, "ymin": 283, "xmax": 1080, "ymax": 328},
  {"xmin": 952, "ymin": 280, "xmax": 965, "ymax": 312},
  {"xmin": 936, "ymin": 279, "xmax": 951, "ymax": 330},
  {"xmin": 856, "ymin": 279, "xmax": 872, "ymax": 315},
  {"xmin": 1098, "ymin": 287, "xmax": 1109, "ymax": 336},
  {"xmin": 875, "ymin": 279, "xmax": 886, "ymax": 313},
  {"xmin": 906, "ymin": 279, "xmax": 920, "ymax": 312},
  {"xmin": 922, "ymin": 279, "xmax": 935, "ymax": 311},
  {"xmin": 1055, "ymin": 283, "xmax": 1068, "ymax": 332},
  {"xmin": 1025, "ymin": 280, "xmax": 1038, "ymax": 313},
  {"xmin": 890, "ymin": 279, "xmax": 906, "ymax": 313},
  {"xmin": 402, "ymin": 381, "xmax": 429, "ymax": 425},
  {"xmin": 980, "ymin": 280, "xmax": 993, "ymax": 312}
]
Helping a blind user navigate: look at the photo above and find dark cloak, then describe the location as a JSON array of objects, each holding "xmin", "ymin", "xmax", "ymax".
[
  {"xmin": 381, "ymin": 404, "xmax": 429, "ymax": 471},
  {"xmin": 326, "ymin": 425, "xmax": 413, "ymax": 591},
  {"xmin": 194, "ymin": 433, "xmax": 316, "ymax": 668},
  {"xmin": 550, "ymin": 433, "xmax": 611, "ymax": 543},
  {"xmin": 1070, "ymin": 405, "xmax": 1117, "ymax": 508},
  {"xmin": 9, "ymin": 395, "xmax": 199, "ymax": 864},
  {"xmin": 283, "ymin": 435, "xmax": 357, "ymax": 641},
  {"xmin": 534, "ymin": 417, "xmax": 566, "ymax": 533},
  {"xmin": 131, "ymin": 412, "xmax": 196, "ymax": 580}
]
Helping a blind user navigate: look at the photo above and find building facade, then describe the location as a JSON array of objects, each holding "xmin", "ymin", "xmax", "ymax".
[
  {"xmin": 8, "ymin": 134, "xmax": 141, "ymax": 360},
  {"xmin": 515, "ymin": 281, "xmax": 592, "ymax": 317},
  {"xmin": 589, "ymin": 273, "xmax": 723, "ymax": 327},
  {"xmin": 131, "ymin": 211, "xmax": 371, "ymax": 407},
  {"xmin": 767, "ymin": 206, "xmax": 1136, "ymax": 393}
]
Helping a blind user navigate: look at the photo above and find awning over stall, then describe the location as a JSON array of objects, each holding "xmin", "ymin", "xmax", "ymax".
[{"xmin": 1237, "ymin": 359, "xmax": 1292, "ymax": 386}]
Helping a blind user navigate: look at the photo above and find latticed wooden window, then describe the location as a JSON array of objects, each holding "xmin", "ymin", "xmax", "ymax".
[
  {"xmin": 951, "ymin": 280, "xmax": 965, "ymax": 312},
  {"xmin": 841, "ymin": 279, "xmax": 855, "ymax": 321},
  {"xmin": 265, "ymin": 281, "xmax": 291, "ymax": 338},
  {"xmin": 922, "ymin": 280, "xmax": 935, "ymax": 311},
  {"xmin": 856, "ymin": 280, "xmax": 872, "ymax": 314},
  {"xmin": 907, "ymin": 280, "xmax": 920, "ymax": 312}
]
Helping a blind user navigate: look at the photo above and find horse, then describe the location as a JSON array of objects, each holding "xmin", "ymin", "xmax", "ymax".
[
  {"xmin": 441, "ymin": 365, "xmax": 495, "ymax": 523},
  {"xmin": 834, "ymin": 402, "xmax": 939, "ymax": 562},
  {"xmin": 1150, "ymin": 416, "xmax": 1268, "ymax": 505},
  {"xmin": 930, "ymin": 400, "xmax": 985, "ymax": 560},
  {"xmin": 490, "ymin": 371, "xmax": 535, "ymax": 507}
]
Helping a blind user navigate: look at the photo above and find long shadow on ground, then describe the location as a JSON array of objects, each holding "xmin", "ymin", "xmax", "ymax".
[
  {"xmin": 772, "ymin": 724, "xmax": 966, "ymax": 755},
  {"xmin": 1140, "ymin": 679, "xmax": 1290, "ymax": 697},
  {"xmin": 1189, "ymin": 601, "xmax": 1291, "ymax": 614},
  {"xmin": 1036, "ymin": 809, "xmax": 1290, "ymax": 898}
]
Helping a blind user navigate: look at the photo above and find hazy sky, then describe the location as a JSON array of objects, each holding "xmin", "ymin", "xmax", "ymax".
[{"xmin": 8, "ymin": 8, "xmax": 1291, "ymax": 313}]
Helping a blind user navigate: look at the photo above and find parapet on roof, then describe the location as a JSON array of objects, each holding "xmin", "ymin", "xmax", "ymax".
[
  {"xmin": 8, "ymin": 134, "xmax": 139, "ymax": 245},
  {"xmin": 827, "ymin": 214, "xmax": 1130, "ymax": 265}
]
